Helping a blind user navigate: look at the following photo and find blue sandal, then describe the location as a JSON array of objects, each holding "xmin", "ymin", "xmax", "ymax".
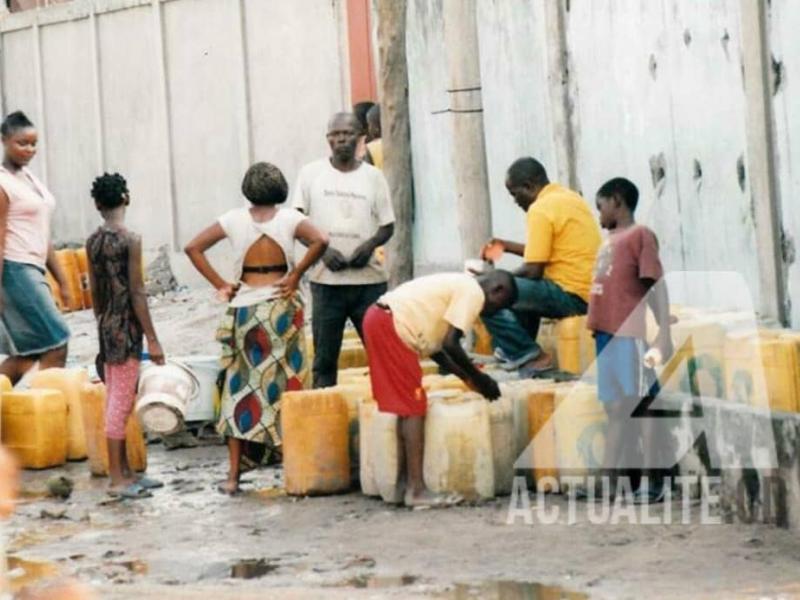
[
  {"xmin": 137, "ymin": 476, "xmax": 164, "ymax": 490},
  {"xmin": 108, "ymin": 482, "xmax": 152, "ymax": 500}
]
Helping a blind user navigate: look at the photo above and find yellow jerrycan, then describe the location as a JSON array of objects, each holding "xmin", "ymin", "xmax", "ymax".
[
  {"xmin": 337, "ymin": 367, "xmax": 371, "ymax": 385},
  {"xmin": 74, "ymin": 247, "xmax": 93, "ymax": 309},
  {"xmin": 555, "ymin": 316, "xmax": 596, "ymax": 376},
  {"xmin": 554, "ymin": 383, "xmax": 607, "ymax": 488},
  {"xmin": 358, "ymin": 400, "xmax": 405, "ymax": 503},
  {"xmin": 2, "ymin": 389, "xmax": 67, "ymax": 469},
  {"xmin": 724, "ymin": 330, "xmax": 800, "ymax": 412},
  {"xmin": 372, "ymin": 407, "xmax": 404, "ymax": 503},
  {"xmin": 424, "ymin": 390, "xmax": 494, "ymax": 500},
  {"xmin": 662, "ymin": 319, "xmax": 726, "ymax": 398},
  {"xmin": 422, "ymin": 374, "xmax": 469, "ymax": 393},
  {"xmin": 471, "ymin": 319, "xmax": 494, "ymax": 356},
  {"xmin": 358, "ymin": 400, "xmax": 380, "ymax": 497},
  {"xmin": 488, "ymin": 394, "xmax": 515, "ymax": 495},
  {"xmin": 527, "ymin": 387, "xmax": 559, "ymax": 493},
  {"xmin": 0, "ymin": 375, "xmax": 11, "ymax": 430},
  {"xmin": 80, "ymin": 383, "xmax": 147, "ymax": 476},
  {"xmin": 30, "ymin": 368, "xmax": 89, "ymax": 460},
  {"xmin": 338, "ymin": 339, "xmax": 368, "ymax": 370},
  {"xmin": 281, "ymin": 390, "xmax": 350, "ymax": 495},
  {"xmin": 419, "ymin": 360, "xmax": 440, "ymax": 375},
  {"xmin": 330, "ymin": 382, "xmax": 372, "ymax": 484},
  {"xmin": 53, "ymin": 249, "xmax": 84, "ymax": 312}
]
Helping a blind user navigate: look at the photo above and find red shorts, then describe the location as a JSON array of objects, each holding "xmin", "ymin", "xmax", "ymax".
[{"xmin": 363, "ymin": 304, "xmax": 427, "ymax": 417}]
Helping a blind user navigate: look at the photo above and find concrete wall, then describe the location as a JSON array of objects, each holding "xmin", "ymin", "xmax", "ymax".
[
  {"xmin": 565, "ymin": 0, "xmax": 760, "ymax": 304},
  {"xmin": 0, "ymin": 0, "xmax": 349, "ymax": 282},
  {"xmin": 406, "ymin": 0, "xmax": 461, "ymax": 274},
  {"xmin": 769, "ymin": 0, "xmax": 800, "ymax": 327},
  {"xmin": 404, "ymin": 0, "xmax": 797, "ymax": 325},
  {"xmin": 476, "ymin": 0, "xmax": 558, "ymax": 259}
]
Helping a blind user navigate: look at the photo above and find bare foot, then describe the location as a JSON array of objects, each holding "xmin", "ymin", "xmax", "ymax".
[
  {"xmin": 525, "ymin": 351, "xmax": 553, "ymax": 371},
  {"xmin": 108, "ymin": 477, "xmax": 136, "ymax": 492},
  {"xmin": 404, "ymin": 488, "xmax": 464, "ymax": 508},
  {"xmin": 217, "ymin": 480, "xmax": 241, "ymax": 496}
]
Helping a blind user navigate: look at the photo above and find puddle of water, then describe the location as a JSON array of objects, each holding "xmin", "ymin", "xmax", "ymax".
[
  {"xmin": 10, "ymin": 522, "xmax": 84, "ymax": 551},
  {"xmin": 6, "ymin": 556, "xmax": 61, "ymax": 592},
  {"xmin": 331, "ymin": 574, "xmax": 419, "ymax": 589},
  {"xmin": 360, "ymin": 575, "xmax": 417, "ymax": 588},
  {"xmin": 230, "ymin": 558, "xmax": 278, "ymax": 579},
  {"xmin": 441, "ymin": 581, "xmax": 588, "ymax": 599}
]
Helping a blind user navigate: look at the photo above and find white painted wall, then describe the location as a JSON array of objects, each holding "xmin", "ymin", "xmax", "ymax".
[
  {"xmin": 566, "ymin": 0, "xmax": 759, "ymax": 307},
  {"xmin": 406, "ymin": 0, "xmax": 461, "ymax": 274},
  {"xmin": 404, "ymin": 0, "xmax": 790, "ymax": 322},
  {"xmin": 476, "ymin": 0, "xmax": 558, "ymax": 268},
  {"xmin": 0, "ymin": 0, "xmax": 348, "ymax": 286}
]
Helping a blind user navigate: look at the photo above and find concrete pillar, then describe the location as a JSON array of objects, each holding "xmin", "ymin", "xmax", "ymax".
[
  {"xmin": 543, "ymin": 0, "xmax": 577, "ymax": 190},
  {"xmin": 151, "ymin": 0, "xmax": 179, "ymax": 251},
  {"xmin": 443, "ymin": 0, "xmax": 492, "ymax": 262},
  {"xmin": 375, "ymin": 0, "xmax": 414, "ymax": 285},
  {"xmin": 740, "ymin": 0, "xmax": 788, "ymax": 325}
]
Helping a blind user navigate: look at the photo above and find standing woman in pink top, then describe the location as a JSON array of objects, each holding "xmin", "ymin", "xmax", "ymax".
[{"xmin": 0, "ymin": 111, "xmax": 71, "ymax": 384}]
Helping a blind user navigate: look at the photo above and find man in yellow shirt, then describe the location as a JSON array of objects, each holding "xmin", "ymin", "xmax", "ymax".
[
  {"xmin": 365, "ymin": 104, "xmax": 383, "ymax": 170},
  {"xmin": 481, "ymin": 157, "xmax": 601, "ymax": 376}
]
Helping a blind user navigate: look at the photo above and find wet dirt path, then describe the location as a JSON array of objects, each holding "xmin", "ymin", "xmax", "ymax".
[{"xmin": 7, "ymin": 444, "xmax": 800, "ymax": 599}]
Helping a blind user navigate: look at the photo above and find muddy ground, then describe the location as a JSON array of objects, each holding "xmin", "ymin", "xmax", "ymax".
[{"xmin": 5, "ymin": 292, "xmax": 800, "ymax": 599}]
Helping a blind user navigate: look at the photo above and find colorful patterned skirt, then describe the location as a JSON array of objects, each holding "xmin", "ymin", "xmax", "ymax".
[{"xmin": 215, "ymin": 296, "xmax": 307, "ymax": 459}]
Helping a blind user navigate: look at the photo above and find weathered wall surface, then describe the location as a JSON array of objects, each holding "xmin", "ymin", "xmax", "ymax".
[
  {"xmin": 0, "ymin": 0, "xmax": 349, "ymax": 281},
  {"xmin": 565, "ymin": 0, "xmax": 760, "ymax": 305},
  {"xmin": 406, "ymin": 0, "xmax": 461, "ymax": 274},
  {"xmin": 476, "ymin": 0, "xmax": 558, "ymax": 257},
  {"xmin": 769, "ymin": 0, "xmax": 800, "ymax": 327},
  {"xmin": 405, "ymin": 0, "xmax": 796, "ymax": 324}
]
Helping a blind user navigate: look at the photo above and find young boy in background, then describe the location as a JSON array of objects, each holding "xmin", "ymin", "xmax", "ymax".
[{"xmin": 587, "ymin": 177, "xmax": 673, "ymax": 503}]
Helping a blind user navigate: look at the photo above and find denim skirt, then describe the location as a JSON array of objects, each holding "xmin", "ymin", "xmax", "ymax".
[{"xmin": 0, "ymin": 260, "xmax": 70, "ymax": 356}]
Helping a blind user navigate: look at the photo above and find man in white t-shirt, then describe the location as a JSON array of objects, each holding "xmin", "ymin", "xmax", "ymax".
[{"xmin": 293, "ymin": 112, "xmax": 395, "ymax": 388}]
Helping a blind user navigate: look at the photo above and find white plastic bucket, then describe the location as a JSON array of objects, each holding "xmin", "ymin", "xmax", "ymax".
[
  {"xmin": 135, "ymin": 361, "xmax": 200, "ymax": 434},
  {"xmin": 174, "ymin": 355, "xmax": 221, "ymax": 423}
]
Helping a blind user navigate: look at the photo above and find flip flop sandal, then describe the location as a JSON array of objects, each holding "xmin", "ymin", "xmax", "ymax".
[
  {"xmin": 108, "ymin": 482, "xmax": 152, "ymax": 500},
  {"xmin": 519, "ymin": 364, "xmax": 557, "ymax": 379},
  {"xmin": 407, "ymin": 492, "xmax": 464, "ymax": 509},
  {"xmin": 137, "ymin": 477, "xmax": 164, "ymax": 490}
]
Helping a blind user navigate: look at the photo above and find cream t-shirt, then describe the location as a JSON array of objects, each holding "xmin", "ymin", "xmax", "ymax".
[
  {"xmin": 380, "ymin": 273, "xmax": 486, "ymax": 358},
  {"xmin": 291, "ymin": 159, "xmax": 394, "ymax": 285}
]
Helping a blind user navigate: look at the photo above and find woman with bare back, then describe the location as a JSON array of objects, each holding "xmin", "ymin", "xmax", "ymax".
[{"xmin": 185, "ymin": 162, "xmax": 328, "ymax": 495}]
